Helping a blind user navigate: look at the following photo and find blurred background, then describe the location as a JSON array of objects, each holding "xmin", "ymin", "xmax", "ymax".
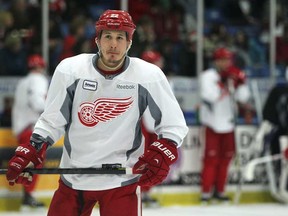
[{"xmin": 0, "ymin": 0, "xmax": 288, "ymax": 212}]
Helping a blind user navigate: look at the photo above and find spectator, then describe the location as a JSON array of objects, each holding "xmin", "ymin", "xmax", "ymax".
[
  {"xmin": 276, "ymin": 23, "xmax": 288, "ymax": 67},
  {"xmin": 178, "ymin": 31, "xmax": 197, "ymax": 77},
  {"xmin": 129, "ymin": 15, "xmax": 157, "ymax": 57},
  {"xmin": 0, "ymin": 33, "xmax": 27, "ymax": 76},
  {"xmin": 48, "ymin": 14, "xmax": 64, "ymax": 75},
  {"xmin": 159, "ymin": 37, "xmax": 179, "ymax": 76},
  {"xmin": 8, "ymin": 0, "xmax": 40, "ymax": 48},
  {"xmin": 231, "ymin": 30, "xmax": 251, "ymax": 69},
  {"xmin": 0, "ymin": 11, "xmax": 14, "ymax": 48},
  {"xmin": 203, "ymin": 23, "xmax": 233, "ymax": 69},
  {"xmin": 59, "ymin": 15, "xmax": 87, "ymax": 61}
]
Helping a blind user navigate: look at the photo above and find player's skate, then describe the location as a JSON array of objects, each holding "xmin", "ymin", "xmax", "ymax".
[
  {"xmin": 200, "ymin": 194, "xmax": 211, "ymax": 206},
  {"xmin": 20, "ymin": 193, "xmax": 45, "ymax": 212},
  {"xmin": 212, "ymin": 192, "xmax": 231, "ymax": 205}
]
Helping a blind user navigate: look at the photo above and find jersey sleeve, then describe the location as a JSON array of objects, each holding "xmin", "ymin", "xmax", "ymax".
[
  {"xmin": 33, "ymin": 61, "xmax": 76, "ymax": 145},
  {"xmin": 143, "ymin": 71, "xmax": 188, "ymax": 147}
]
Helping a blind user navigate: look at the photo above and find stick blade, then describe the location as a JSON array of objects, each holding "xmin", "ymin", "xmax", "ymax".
[{"xmin": 243, "ymin": 162, "xmax": 255, "ymax": 181}]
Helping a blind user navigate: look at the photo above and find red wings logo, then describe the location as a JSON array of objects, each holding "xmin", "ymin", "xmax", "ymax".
[{"xmin": 78, "ymin": 97, "xmax": 133, "ymax": 127}]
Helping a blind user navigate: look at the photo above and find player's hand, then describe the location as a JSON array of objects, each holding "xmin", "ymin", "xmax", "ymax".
[
  {"xmin": 221, "ymin": 66, "xmax": 246, "ymax": 88},
  {"xmin": 6, "ymin": 142, "xmax": 46, "ymax": 186},
  {"xmin": 133, "ymin": 139, "xmax": 178, "ymax": 187}
]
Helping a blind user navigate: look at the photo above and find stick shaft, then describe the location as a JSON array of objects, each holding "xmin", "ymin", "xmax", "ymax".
[
  {"xmin": 0, "ymin": 167, "xmax": 133, "ymax": 175},
  {"xmin": 248, "ymin": 154, "xmax": 283, "ymax": 166}
]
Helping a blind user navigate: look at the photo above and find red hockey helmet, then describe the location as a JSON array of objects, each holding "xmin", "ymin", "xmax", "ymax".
[
  {"xmin": 28, "ymin": 54, "xmax": 46, "ymax": 69},
  {"xmin": 95, "ymin": 10, "xmax": 136, "ymax": 41},
  {"xmin": 141, "ymin": 51, "xmax": 162, "ymax": 64},
  {"xmin": 213, "ymin": 47, "xmax": 233, "ymax": 60}
]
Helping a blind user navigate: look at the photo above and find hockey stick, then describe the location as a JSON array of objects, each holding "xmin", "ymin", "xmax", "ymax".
[
  {"xmin": 0, "ymin": 167, "xmax": 134, "ymax": 175},
  {"xmin": 244, "ymin": 153, "xmax": 283, "ymax": 181},
  {"xmin": 226, "ymin": 79, "xmax": 244, "ymax": 204}
]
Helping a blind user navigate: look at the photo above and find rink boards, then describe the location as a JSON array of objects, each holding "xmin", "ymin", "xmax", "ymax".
[{"xmin": 0, "ymin": 126, "xmax": 276, "ymax": 211}]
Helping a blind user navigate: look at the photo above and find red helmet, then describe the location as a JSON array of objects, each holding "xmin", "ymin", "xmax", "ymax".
[
  {"xmin": 95, "ymin": 10, "xmax": 136, "ymax": 41},
  {"xmin": 28, "ymin": 54, "xmax": 46, "ymax": 69},
  {"xmin": 141, "ymin": 51, "xmax": 162, "ymax": 64},
  {"xmin": 213, "ymin": 47, "xmax": 233, "ymax": 60}
]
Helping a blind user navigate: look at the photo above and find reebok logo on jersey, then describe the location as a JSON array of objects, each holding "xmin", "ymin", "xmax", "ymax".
[
  {"xmin": 83, "ymin": 80, "xmax": 97, "ymax": 91},
  {"xmin": 78, "ymin": 97, "xmax": 133, "ymax": 127},
  {"xmin": 117, "ymin": 84, "xmax": 136, "ymax": 90}
]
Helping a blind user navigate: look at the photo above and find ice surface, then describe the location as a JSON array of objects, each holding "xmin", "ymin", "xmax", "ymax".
[{"xmin": 0, "ymin": 204, "xmax": 287, "ymax": 216}]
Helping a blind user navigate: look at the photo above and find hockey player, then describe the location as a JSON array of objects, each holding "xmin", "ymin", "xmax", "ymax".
[
  {"xmin": 254, "ymin": 81, "xmax": 288, "ymax": 157},
  {"xmin": 254, "ymin": 78, "xmax": 288, "ymax": 202},
  {"xmin": 11, "ymin": 54, "xmax": 48, "ymax": 210},
  {"xmin": 140, "ymin": 50, "xmax": 163, "ymax": 207},
  {"xmin": 141, "ymin": 50, "xmax": 164, "ymax": 70},
  {"xmin": 199, "ymin": 47, "xmax": 251, "ymax": 203},
  {"xmin": 6, "ymin": 10, "xmax": 188, "ymax": 216}
]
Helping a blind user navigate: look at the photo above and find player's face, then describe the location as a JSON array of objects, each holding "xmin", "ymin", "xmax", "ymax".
[
  {"xmin": 216, "ymin": 58, "xmax": 232, "ymax": 71},
  {"xmin": 96, "ymin": 30, "xmax": 130, "ymax": 67}
]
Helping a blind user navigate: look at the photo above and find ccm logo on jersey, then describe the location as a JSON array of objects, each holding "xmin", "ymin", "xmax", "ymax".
[
  {"xmin": 83, "ymin": 80, "xmax": 98, "ymax": 91},
  {"xmin": 78, "ymin": 97, "xmax": 133, "ymax": 127},
  {"xmin": 151, "ymin": 141, "xmax": 176, "ymax": 161}
]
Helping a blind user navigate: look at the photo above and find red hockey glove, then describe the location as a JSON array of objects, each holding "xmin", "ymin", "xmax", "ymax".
[
  {"xmin": 133, "ymin": 139, "xmax": 178, "ymax": 187},
  {"xmin": 6, "ymin": 142, "xmax": 46, "ymax": 186},
  {"xmin": 220, "ymin": 66, "xmax": 246, "ymax": 88}
]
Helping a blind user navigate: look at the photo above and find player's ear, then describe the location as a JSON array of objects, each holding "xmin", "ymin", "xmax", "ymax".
[
  {"xmin": 127, "ymin": 40, "xmax": 132, "ymax": 52},
  {"xmin": 95, "ymin": 38, "xmax": 100, "ymax": 49}
]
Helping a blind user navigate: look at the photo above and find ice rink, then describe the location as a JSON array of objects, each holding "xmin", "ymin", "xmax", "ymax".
[{"xmin": 0, "ymin": 204, "xmax": 287, "ymax": 216}]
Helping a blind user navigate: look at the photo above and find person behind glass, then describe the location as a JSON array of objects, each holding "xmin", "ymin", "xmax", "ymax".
[
  {"xmin": 199, "ymin": 47, "xmax": 251, "ymax": 204},
  {"xmin": 6, "ymin": 10, "xmax": 188, "ymax": 216},
  {"xmin": 11, "ymin": 54, "xmax": 48, "ymax": 210}
]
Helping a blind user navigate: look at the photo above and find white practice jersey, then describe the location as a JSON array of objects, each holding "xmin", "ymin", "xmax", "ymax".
[
  {"xmin": 12, "ymin": 72, "xmax": 48, "ymax": 136},
  {"xmin": 199, "ymin": 68, "xmax": 250, "ymax": 133},
  {"xmin": 34, "ymin": 53, "xmax": 188, "ymax": 190}
]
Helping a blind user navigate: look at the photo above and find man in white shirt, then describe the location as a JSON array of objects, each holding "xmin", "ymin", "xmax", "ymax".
[
  {"xmin": 199, "ymin": 47, "xmax": 251, "ymax": 203},
  {"xmin": 6, "ymin": 10, "xmax": 188, "ymax": 216},
  {"xmin": 12, "ymin": 54, "xmax": 48, "ymax": 210}
]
